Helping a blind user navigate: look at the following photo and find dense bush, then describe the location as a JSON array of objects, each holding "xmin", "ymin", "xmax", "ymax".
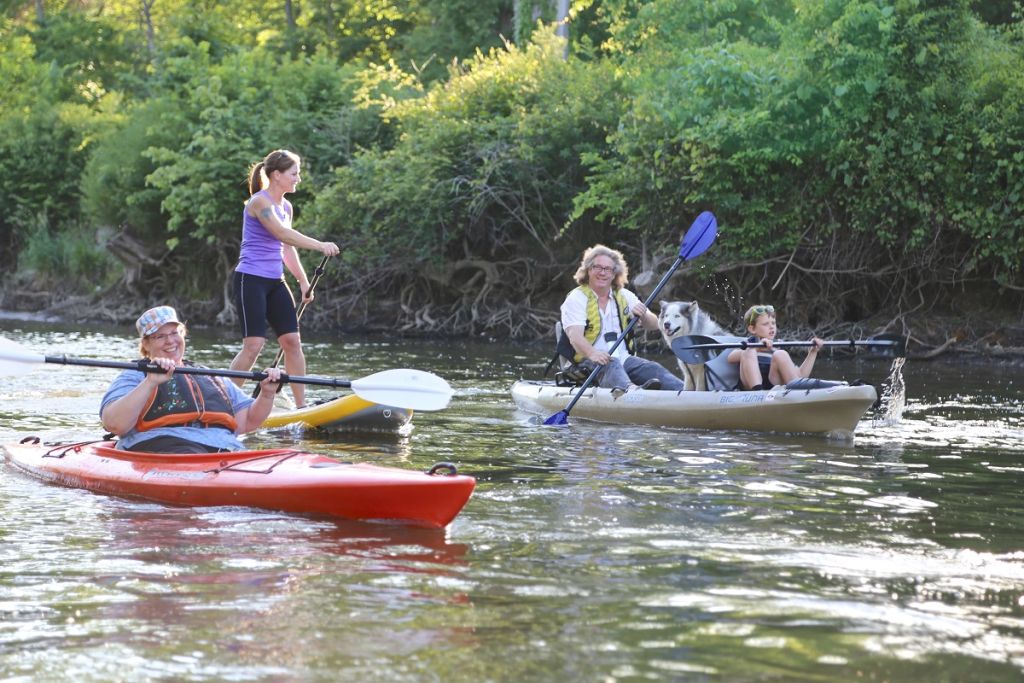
[
  {"xmin": 312, "ymin": 33, "xmax": 623, "ymax": 269},
  {"xmin": 0, "ymin": 30, "xmax": 89, "ymax": 268},
  {"xmin": 80, "ymin": 97, "xmax": 191, "ymax": 243},
  {"xmin": 143, "ymin": 46, "xmax": 365, "ymax": 251},
  {"xmin": 570, "ymin": 0, "xmax": 1023, "ymax": 324},
  {"xmin": 17, "ymin": 216, "xmax": 120, "ymax": 291},
  {"xmin": 0, "ymin": 1, "xmax": 1021, "ymax": 335}
]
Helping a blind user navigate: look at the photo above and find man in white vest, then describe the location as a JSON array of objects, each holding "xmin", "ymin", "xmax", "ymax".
[{"xmin": 559, "ymin": 244, "xmax": 685, "ymax": 394}]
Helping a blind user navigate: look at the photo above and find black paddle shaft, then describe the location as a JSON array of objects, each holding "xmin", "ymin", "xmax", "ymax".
[
  {"xmin": 672, "ymin": 334, "xmax": 908, "ymax": 365},
  {"xmin": 42, "ymin": 355, "xmax": 355, "ymax": 388}
]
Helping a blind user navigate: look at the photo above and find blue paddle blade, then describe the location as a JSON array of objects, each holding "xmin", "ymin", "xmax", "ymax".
[
  {"xmin": 543, "ymin": 411, "xmax": 569, "ymax": 426},
  {"xmin": 679, "ymin": 211, "xmax": 717, "ymax": 260}
]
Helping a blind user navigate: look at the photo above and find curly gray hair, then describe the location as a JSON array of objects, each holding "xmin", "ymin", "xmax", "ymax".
[{"xmin": 573, "ymin": 244, "xmax": 629, "ymax": 289}]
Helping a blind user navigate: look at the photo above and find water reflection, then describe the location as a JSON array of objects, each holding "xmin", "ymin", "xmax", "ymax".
[
  {"xmin": 0, "ymin": 490, "xmax": 475, "ymax": 679},
  {"xmin": 2, "ymin": 320, "xmax": 1024, "ymax": 681}
]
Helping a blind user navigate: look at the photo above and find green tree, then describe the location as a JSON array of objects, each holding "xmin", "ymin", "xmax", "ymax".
[
  {"xmin": 143, "ymin": 45, "xmax": 362, "ymax": 257},
  {"xmin": 572, "ymin": 0, "xmax": 1022, "ymax": 323},
  {"xmin": 0, "ymin": 27, "xmax": 84, "ymax": 262},
  {"xmin": 28, "ymin": 8, "xmax": 142, "ymax": 100},
  {"xmin": 307, "ymin": 32, "xmax": 624, "ymax": 333}
]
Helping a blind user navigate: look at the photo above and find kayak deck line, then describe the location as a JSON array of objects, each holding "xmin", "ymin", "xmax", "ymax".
[{"xmin": 39, "ymin": 439, "xmax": 303, "ymax": 468}]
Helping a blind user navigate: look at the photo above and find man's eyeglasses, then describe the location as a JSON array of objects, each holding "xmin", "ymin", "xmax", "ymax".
[
  {"xmin": 589, "ymin": 264, "xmax": 617, "ymax": 274},
  {"xmin": 147, "ymin": 327, "xmax": 183, "ymax": 344}
]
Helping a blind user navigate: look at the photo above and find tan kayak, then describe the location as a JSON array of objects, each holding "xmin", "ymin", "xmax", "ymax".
[{"xmin": 511, "ymin": 380, "xmax": 878, "ymax": 438}]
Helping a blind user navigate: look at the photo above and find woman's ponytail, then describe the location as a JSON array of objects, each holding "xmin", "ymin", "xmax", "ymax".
[{"xmin": 247, "ymin": 161, "xmax": 265, "ymax": 195}]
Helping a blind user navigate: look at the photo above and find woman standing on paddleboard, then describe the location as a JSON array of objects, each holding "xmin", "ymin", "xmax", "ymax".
[{"xmin": 228, "ymin": 149, "xmax": 340, "ymax": 409}]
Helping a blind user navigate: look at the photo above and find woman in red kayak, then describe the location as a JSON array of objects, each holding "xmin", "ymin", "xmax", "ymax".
[{"xmin": 100, "ymin": 306, "xmax": 283, "ymax": 453}]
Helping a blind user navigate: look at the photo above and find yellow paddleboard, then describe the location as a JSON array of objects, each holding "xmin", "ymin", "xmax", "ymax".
[{"xmin": 262, "ymin": 394, "xmax": 412, "ymax": 433}]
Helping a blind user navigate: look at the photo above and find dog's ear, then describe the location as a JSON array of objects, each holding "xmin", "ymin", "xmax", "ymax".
[
  {"xmin": 658, "ymin": 300, "xmax": 668, "ymax": 314},
  {"xmin": 689, "ymin": 300, "xmax": 699, "ymax": 309}
]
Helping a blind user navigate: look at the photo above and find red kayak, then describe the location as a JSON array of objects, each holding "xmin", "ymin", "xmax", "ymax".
[{"xmin": 2, "ymin": 439, "xmax": 475, "ymax": 529}]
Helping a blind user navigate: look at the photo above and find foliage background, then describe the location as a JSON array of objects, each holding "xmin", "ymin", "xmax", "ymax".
[{"xmin": 1, "ymin": 0, "xmax": 1021, "ymax": 343}]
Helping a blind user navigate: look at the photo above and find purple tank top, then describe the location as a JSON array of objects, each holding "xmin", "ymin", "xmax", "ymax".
[{"xmin": 235, "ymin": 190, "xmax": 289, "ymax": 279}]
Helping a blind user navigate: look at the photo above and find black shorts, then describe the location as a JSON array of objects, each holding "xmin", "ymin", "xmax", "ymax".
[{"xmin": 233, "ymin": 271, "xmax": 298, "ymax": 339}]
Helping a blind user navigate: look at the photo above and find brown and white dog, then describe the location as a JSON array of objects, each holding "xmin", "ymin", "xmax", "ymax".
[{"xmin": 658, "ymin": 300, "xmax": 728, "ymax": 391}]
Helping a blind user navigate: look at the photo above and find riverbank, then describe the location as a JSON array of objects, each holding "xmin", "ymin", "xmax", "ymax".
[
  {"xmin": 2, "ymin": 307, "xmax": 1022, "ymax": 368},
  {"xmin": 1, "ymin": 279, "xmax": 1022, "ymax": 364}
]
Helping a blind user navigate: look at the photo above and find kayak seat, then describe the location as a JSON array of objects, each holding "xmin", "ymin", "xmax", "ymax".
[
  {"xmin": 556, "ymin": 364, "xmax": 591, "ymax": 387},
  {"xmin": 545, "ymin": 322, "xmax": 590, "ymax": 387}
]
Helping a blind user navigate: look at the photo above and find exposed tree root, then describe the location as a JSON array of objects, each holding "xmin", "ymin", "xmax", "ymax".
[
  {"xmin": 909, "ymin": 331, "xmax": 964, "ymax": 360},
  {"xmin": 5, "ymin": 222, "xmax": 1020, "ymax": 365}
]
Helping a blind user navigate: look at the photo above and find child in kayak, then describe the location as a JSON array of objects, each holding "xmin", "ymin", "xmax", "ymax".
[{"xmin": 728, "ymin": 304, "xmax": 824, "ymax": 390}]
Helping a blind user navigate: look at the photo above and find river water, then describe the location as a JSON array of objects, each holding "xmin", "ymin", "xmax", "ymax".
[{"xmin": 1, "ymin": 319, "xmax": 1022, "ymax": 682}]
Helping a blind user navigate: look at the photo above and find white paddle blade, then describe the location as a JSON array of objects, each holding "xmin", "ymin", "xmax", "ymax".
[
  {"xmin": 349, "ymin": 368, "xmax": 454, "ymax": 411},
  {"xmin": 0, "ymin": 336, "xmax": 46, "ymax": 377}
]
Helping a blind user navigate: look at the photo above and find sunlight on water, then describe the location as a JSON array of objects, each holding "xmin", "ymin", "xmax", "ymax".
[
  {"xmin": 861, "ymin": 395, "xmax": 1024, "ymax": 453},
  {"xmin": 2, "ymin": 321, "xmax": 1024, "ymax": 681},
  {"xmin": 644, "ymin": 525, "xmax": 1024, "ymax": 668}
]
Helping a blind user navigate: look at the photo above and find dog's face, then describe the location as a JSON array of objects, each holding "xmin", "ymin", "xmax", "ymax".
[{"xmin": 658, "ymin": 300, "xmax": 700, "ymax": 341}]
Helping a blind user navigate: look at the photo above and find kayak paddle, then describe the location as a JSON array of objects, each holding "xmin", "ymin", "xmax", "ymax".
[
  {"xmin": 671, "ymin": 334, "xmax": 908, "ymax": 365},
  {"xmin": 252, "ymin": 253, "xmax": 331, "ymax": 399},
  {"xmin": 544, "ymin": 211, "xmax": 718, "ymax": 426},
  {"xmin": 0, "ymin": 336, "xmax": 453, "ymax": 411}
]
